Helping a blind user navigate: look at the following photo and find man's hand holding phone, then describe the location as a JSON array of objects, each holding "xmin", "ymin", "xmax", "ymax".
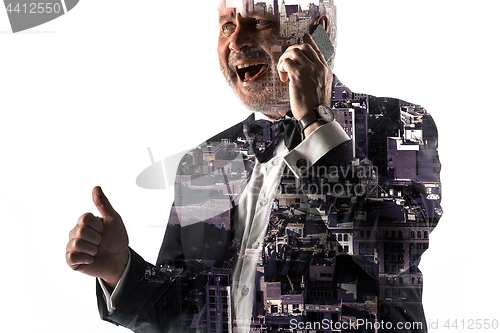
[{"xmin": 277, "ymin": 27, "xmax": 333, "ymax": 136}]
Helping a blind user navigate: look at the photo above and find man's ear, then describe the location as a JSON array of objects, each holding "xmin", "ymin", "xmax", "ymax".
[{"xmin": 313, "ymin": 14, "xmax": 329, "ymax": 32}]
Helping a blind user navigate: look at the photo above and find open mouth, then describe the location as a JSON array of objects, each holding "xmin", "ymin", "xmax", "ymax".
[{"xmin": 235, "ymin": 60, "xmax": 269, "ymax": 83}]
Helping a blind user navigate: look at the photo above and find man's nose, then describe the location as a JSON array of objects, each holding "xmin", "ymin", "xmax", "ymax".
[{"xmin": 229, "ymin": 20, "xmax": 254, "ymax": 51}]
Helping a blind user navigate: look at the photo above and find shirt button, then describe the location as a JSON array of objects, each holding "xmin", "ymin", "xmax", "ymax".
[
  {"xmin": 272, "ymin": 158, "xmax": 280, "ymax": 166},
  {"xmin": 296, "ymin": 158, "xmax": 308, "ymax": 168},
  {"xmin": 261, "ymin": 197, "xmax": 269, "ymax": 205}
]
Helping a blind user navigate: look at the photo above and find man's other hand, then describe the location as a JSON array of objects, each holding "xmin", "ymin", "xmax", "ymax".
[
  {"xmin": 66, "ymin": 186, "xmax": 129, "ymax": 289},
  {"xmin": 277, "ymin": 33, "xmax": 333, "ymax": 131}
]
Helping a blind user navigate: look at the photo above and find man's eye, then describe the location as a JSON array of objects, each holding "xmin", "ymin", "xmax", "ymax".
[
  {"xmin": 222, "ymin": 23, "xmax": 235, "ymax": 32},
  {"xmin": 254, "ymin": 19, "xmax": 275, "ymax": 30}
]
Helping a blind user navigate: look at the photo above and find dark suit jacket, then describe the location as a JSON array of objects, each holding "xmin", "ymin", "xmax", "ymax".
[{"xmin": 97, "ymin": 90, "xmax": 441, "ymax": 333}]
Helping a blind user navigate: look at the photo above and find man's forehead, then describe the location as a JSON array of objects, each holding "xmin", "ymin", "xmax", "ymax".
[
  {"xmin": 219, "ymin": 0, "xmax": 328, "ymax": 17},
  {"xmin": 219, "ymin": 0, "xmax": 252, "ymax": 15},
  {"xmin": 219, "ymin": 0, "xmax": 273, "ymax": 18}
]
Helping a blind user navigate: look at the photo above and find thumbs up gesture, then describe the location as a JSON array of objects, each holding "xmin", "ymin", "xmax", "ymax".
[{"xmin": 66, "ymin": 187, "xmax": 129, "ymax": 289}]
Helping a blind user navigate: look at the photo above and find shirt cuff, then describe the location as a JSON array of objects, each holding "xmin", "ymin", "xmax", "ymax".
[
  {"xmin": 98, "ymin": 249, "xmax": 131, "ymax": 316},
  {"xmin": 284, "ymin": 121, "xmax": 351, "ymax": 178}
]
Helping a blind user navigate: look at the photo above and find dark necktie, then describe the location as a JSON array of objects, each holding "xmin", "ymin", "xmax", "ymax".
[
  {"xmin": 243, "ymin": 111, "xmax": 302, "ymax": 163},
  {"xmin": 283, "ymin": 111, "xmax": 302, "ymax": 151}
]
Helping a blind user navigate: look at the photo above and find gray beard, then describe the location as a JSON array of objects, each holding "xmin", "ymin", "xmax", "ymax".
[{"xmin": 220, "ymin": 51, "xmax": 289, "ymax": 115}]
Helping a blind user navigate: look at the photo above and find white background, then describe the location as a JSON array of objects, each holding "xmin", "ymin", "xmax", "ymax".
[{"xmin": 1, "ymin": 0, "xmax": 499, "ymax": 332}]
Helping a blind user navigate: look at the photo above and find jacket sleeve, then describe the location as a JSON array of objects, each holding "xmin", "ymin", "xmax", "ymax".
[
  {"xmin": 96, "ymin": 248, "xmax": 155, "ymax": 331},
  {"xmin": 291, "ymin": 96, "xmax": 442, "ymax": 332},
  {"xmin": 95, "ymin": 143, "xmax": 238, "ymax": 332}
]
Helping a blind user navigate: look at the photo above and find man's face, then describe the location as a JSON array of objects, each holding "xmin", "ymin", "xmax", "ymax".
[{"xmin": 218, "ymin": 0, "xmax": 289, "ymax": 115}]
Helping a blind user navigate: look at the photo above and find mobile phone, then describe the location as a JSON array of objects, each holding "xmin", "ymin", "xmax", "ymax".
[{"xmin": 310, "ymin": 24, "xmax": 335, "ymax": 63}]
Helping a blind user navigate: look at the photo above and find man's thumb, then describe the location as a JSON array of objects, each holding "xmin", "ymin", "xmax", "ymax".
[{"xmin": 92, "ymin": 186, "xmax": 118, "ymax": 219}]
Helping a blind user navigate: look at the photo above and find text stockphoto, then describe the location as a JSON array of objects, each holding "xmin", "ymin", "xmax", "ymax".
[{"xmin": 289, "ymin": 318, "xmax": 424, "ymax": 331}]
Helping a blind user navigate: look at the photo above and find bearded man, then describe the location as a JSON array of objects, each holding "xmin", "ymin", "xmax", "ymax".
[{"xmin": 66, "ymin": 1, "xmax": 442, "ymax": 332}]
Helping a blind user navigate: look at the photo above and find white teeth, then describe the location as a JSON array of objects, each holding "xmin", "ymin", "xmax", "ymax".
[{"xmin": 236, "ymin": 61, "xmax": 266, "ymax": 70}]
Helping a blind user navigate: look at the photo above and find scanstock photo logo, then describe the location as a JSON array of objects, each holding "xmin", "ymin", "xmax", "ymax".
[{"xmin": 3, "ymin": 0, "xmax": 79, "ymax": 32}]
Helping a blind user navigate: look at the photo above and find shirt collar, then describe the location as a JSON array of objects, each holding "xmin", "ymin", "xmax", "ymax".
[{"xmin": 253, "ymin": 111, "xmax": 292, "ymax": 123}]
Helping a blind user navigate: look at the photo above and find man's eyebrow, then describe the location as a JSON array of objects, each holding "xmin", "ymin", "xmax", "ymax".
[
  {"xmin": 251, "ymin": 12, "xmax": 275, "ymax": 20},
  {"xmin": 219, "ymin": 14, "xmax": 235, "ymax": 23},
  {"xmin": 219, "ymin": 11, "xmax": 275, "ymax": 24}
]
